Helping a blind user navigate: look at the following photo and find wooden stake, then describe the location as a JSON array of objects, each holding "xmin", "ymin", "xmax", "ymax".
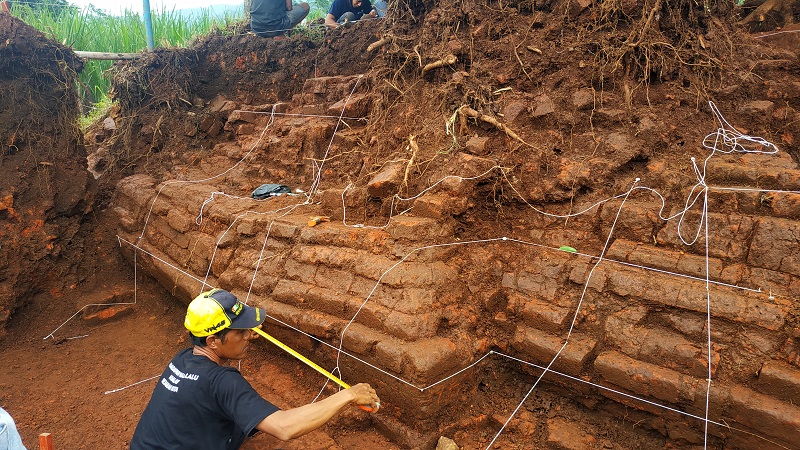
[
  {"xmin": 73, "ymin": 51, "xmax": 140, "ymax": 60},
  {"xmin": 39, "ymin": 433, "xmax": 54, "ymax": 450}
]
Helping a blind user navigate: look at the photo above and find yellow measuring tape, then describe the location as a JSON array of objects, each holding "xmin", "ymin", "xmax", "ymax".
[{"xmin": 252, "ymin": 327, "xmax": 377, "ymax": 412}]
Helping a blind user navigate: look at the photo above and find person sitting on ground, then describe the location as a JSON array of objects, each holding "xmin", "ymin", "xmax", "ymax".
[
  {"xmin": 250, "ymin": 0, "xmax": 310, "ymax": 38},
  {"xmin": 0, "ymin": 406, "xmax": 27, "ymax": 450},
  {"xmin": 324, "ymin": 0, "xmax": 377, "ymax": 30},
  {"xmin": 130, "ymin": 288, "xmax": 380, "ymax": 450}
]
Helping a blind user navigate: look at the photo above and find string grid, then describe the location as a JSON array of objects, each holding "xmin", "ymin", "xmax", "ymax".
[{"xmin": 75, "ymin": 96, "xmax": 792, "ymax": 449}]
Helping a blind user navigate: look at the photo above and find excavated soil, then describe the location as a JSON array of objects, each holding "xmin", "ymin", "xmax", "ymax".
[{"xmin": 1, "ymin": 1, "xmax": 800, "ymax": 449}]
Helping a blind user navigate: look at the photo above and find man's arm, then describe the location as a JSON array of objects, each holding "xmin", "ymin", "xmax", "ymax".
[
  {"xmin": 285, "ymin": 0, "xmax": 292, "ymax": 10},
  {"xmin": 324, "ymin": 13, "xmax": 339, "ymax": 29},
  {"xmin": 256, "ymin": 383, "xmax": 379, "ymax": 441}
]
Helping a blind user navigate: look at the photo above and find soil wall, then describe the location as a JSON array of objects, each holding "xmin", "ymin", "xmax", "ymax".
[
  {"xmin": 11, "ymin": 0, "xmax": 791, "ymax": 447},
  {"xmin": 0, "ymin": 14, "xmax": 94, "ymax": 337}
]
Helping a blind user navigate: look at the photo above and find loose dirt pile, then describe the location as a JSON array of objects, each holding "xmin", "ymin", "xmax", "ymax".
[{"xmin": 1, "ymin": 0, "xmax": 800, "ymax": 449}]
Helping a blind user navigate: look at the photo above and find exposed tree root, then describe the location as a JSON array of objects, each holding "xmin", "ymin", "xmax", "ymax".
[
  {"xmin": 421, "ymin": 54, "xmax": 457, "ymax": 75},
  {"xmin": 402, "ymin": 134, "xmax": 419, "ymax": 191},
  {"xmin": 458, "ymin": 105, "xmax": 534, "ymax": 148},
  {"xmin": 738, "ymin": 0, "xmax": 800, "ymax": 30},
  {"xmin": 368, "ymin": 35, "xmax": 395, "ymax": 52}
]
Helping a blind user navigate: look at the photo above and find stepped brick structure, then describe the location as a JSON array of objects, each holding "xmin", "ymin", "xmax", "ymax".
[{"xmin": 112, "ymin": 74, "xmax": 800, "ymax": 449}]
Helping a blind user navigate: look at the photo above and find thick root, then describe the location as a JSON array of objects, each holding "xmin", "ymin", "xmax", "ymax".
[
  {"xmin": 458, "ymin": 106, "xmax": 534, "ymax": 148},
  {"xmin": 367, "ymin": 35, "xmax": 394, "ymax": 52},
  {"xmin": 421, "ymin": 54, "xmax": 457, "ymax": 75}
]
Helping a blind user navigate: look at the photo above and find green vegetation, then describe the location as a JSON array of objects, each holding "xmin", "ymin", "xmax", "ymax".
[
  {"xmin": 10, "ymin": 0, "xmax": 336, "ymax": 125},
  {"xmin": 10, "ymin": 1, "xmax": 245, "ymax": 113}
]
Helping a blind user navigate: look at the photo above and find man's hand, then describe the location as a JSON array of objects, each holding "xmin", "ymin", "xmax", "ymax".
[
  {"xmin": 367, "ymin": 9, "xmax": 377, "ymax": 18},
  {"xmin": 348, "ymin": 383, "xmax": 380, "ymax": 411},
  {"xmin": 324, "ymin": 13, "xmax": 339, "ymax": 29},
  {"xmin": 257, "ymin": 382, "xmax": 381, "ymax": 440}
]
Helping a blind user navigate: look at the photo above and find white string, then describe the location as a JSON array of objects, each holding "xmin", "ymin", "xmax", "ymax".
[
  {"xmin": 486, "ymin": 177, "xmax": 639, "ymax": 449},
  {"xmin": 753, "ymin": 29, "xmax": 800, "ymax": 38},
  {"xmin": 103, "ymin": 375, "xmax": 160, "ymax": 395},
  {"xmin": 308, "ymin": 75, "xmax": 364, "ymax": 198},
  {"xmin": 136, "ymin": 104, "xmax": 281, "ymax": 247},
  {"xmin": 231, "ymin": 110, "xmax": 367, "ymax": 121}
]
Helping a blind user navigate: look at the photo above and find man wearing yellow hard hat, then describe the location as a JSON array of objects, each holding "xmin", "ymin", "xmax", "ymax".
[{"xmin": 131, "ymin": 288, "xmax": 379, "ymax": 449}]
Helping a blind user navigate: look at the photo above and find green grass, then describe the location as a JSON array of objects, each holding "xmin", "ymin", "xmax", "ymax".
[
  {"xmin": 10, "ymin": 3, "xmax": 246, "ymax": 121},
  {"xmin": 11, "ymin": 1, "xmax": 335, "ymax": 127}
]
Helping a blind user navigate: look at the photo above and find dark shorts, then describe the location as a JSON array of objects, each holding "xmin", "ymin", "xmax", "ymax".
[{"xmin": 253, "ymin": 4, "xmax": 308, "ymax": 37}]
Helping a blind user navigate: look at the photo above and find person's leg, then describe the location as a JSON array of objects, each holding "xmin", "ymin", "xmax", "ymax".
[
  {"xmin": 286, "ymin": 2, "xmax": 309, "ymax": 29},
  {"xmin": 337, "ymin": 11, "xmax": 356, "ymax": 25}
]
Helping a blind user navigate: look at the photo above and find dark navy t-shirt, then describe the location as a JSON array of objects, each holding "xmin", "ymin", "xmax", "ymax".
[
  {"xmin": 328, "ymin": 0, "xmax": 373, "ymax": 20},
  {"xmin": 250, "ymin": 0, "xmax": 289, "ymax": 33},
  {"xmin": 130, "ymin": 348, "xmax": 279, "ymax": 450}
]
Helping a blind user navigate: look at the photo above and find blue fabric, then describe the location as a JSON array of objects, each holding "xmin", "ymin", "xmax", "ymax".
[
  {"xmin": 373, "ymin": 0, "xmax": 387, "ymax": 17},
  {"xmin": 0, "ymin": 407, "xmax": 27, "ymax": 450},
  {"xmin": 328, "ymin": 0, "xmax": 373, "ymax": 21},
  {"xmin": 251, "ymin": 0, "xmax": 309, "ymax": 37}
]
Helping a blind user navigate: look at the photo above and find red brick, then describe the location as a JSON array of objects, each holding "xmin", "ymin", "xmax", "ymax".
[
  {"xmin": 340, "ymin": 294, "xmax": 389, "ymax": 331},
  {"xmin": 707, "ymin": 160, "xmax": 800, "ymax": 191},
  {"xmin": 266, "ymin": 219, "xmax": 299, "ymax": 239},
  {"xmin": 594, "ymin": 351, "xmax": 703, "ymax": 405},
  {"xmin": 283, "ymin": 258, "xmax": 317, "ymax": 282},
  {"xmin": 412, "ymin": 194, "xmax": 470, "ymax": 220},
  {"xmin": 770, "ymin": 191, "xmax": 800, "ymax": 218},
  {"xmin": 153, "ymin": 219, "xmax": 189, "ymax": 249},
  {"xmin": 387, "ymin": 216, "xmax": 455, "ymax": 241},
  {"xmin": 314, "ymin": 265, "xmax": 354, "ymax": 292},
  {"xmin": 546, "ymin": 417, "xmax": 596, "ymax": 450},
  {"xmin": 381, "ymin": 261, "xmax": 457, "ymax": 289},
  {"xmin": 254, "ymin": 297, "xmax": 340, "ymax": 340},
  {"xmin": 599, "ymin": 202, "xmax": 663, "ymax": 243},
  {"xmin": 507, "ymin": 290, "xmax": 569, "ymax": 332},
  {"xmin": 596, "ymin": 265, "xmax": 787, "ymax": 330},
  {"xmin": 340, "ymin": 322, "xmax": 383, "ymax": 354},
  {"xmin": 607, "ymin": 239, "xmax": 724, "ymax": 280},
  {"xmin": 385, "ymin": 310, "xmax": 440, "ymax": 340},
  {"xmin": 226, "ymin": 109, "xmax": 260, "ymax": 124},
  {"xmin": 404, "ymin": 337, "xmax": 464, "ymax": 382},
  {"xmin": 676, "ymin": 288, "xmax": 786, "ymax": 331},
  {"xmin": 218, "ymin": 266, "xmax": 260, "ymax": 293},
  {"xmin": 113, "ymin": 206, "xmax": 138, "ymax": 233},
  {"xmin": 361, "ymin": 285, "xmax": 436, "ymax": 315},
  {"xmin": 512, "ymin": 325, "xmax": 596, "ymax": 374},
  {"xmin": 299, "ymin": 222, "xmax": 389, "ymax": 252},
  {"xmin": 706, "ymin": 187, "xmax": 800, "ymax": 219},
  {"xmin": 757, "ymin": 360, "xmax": 800, "ymax": 401},
  {"xmin": 502, "ymin": 253, "xmax": 572, "ymax": 305},
  {"xmin": 186, "ymin": 232, "xmax": 215, "ymax": 273},
  {"xmin": 605, "ymin": 308, "xmax": 720, "ymax": 378},
  {"xmin": 656, "ymin": 211, "xmax": 755, "ymax": 260},
  {"xmin": 327, "ymin": 93, "xmax": 372, "ymax": 118},
  {"xmin": 719, "ymin": 383, "xmax": 800, "ymax": 445},
  {"xmin": 749, "ymin": 216, "xmax": 800, "ymax": 276}
]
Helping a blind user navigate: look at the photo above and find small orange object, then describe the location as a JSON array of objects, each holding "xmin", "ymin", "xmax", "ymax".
[
  {"xmin": 307, "ymin": 216, "xmax": 330, "ymax": 227},
  {"xmin": 39, "ymin": 433, "xmax": 54, "ymax": 450}
]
